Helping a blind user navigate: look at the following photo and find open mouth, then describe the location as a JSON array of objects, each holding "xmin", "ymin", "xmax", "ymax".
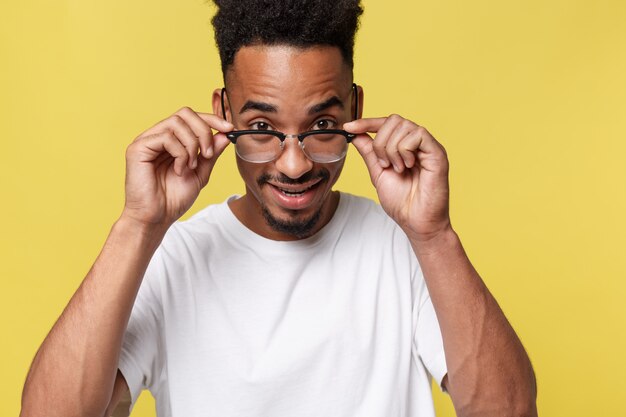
[
  {"xmin": 275, "ymin": 182, "xmax": 319, "ymax": 198},
  {"xmin": 266, "ymin": 177, "xmax": 325, "ymax": 209}
]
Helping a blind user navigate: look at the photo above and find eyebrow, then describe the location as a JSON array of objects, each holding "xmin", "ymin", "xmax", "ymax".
[
  {"xmin": 308, "ymin": 96, "xmax": 344, "ymax": 115},
  {"xmin": 238, "ymin": 96, "xmax": 344, "ymax": 115},
  {"xmin": 239, "ymin": 101, "xmax": 277, "ymax": 114}
]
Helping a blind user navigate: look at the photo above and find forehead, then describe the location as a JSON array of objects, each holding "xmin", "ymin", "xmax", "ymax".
[{"xmin": 225, "ymin": 45, "xmax": 353, "ymax": 104}]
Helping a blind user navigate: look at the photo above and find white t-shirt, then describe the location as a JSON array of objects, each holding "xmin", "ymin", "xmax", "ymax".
[{"xmin": 118, "ymin": 192, "xmax": 447, "ymax": 417}]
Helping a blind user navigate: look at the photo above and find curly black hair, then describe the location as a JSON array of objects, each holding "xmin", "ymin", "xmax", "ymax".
[{"xmin": 212, "ymin": 0, "xmax": 363, "ymax": 77}]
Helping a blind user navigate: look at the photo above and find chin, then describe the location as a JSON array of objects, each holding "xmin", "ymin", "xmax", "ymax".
[{"xmin": 261, "ymin": 202, "xmax": 324, "ymax": 239}]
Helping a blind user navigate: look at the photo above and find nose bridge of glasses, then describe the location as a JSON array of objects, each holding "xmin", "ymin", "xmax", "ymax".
[
  {"xmin": 282, "ymin": 133, "xmax": 305, "ymax": 142},
  {"xmin": 275, "ymin": 134, "xmax": 313, "ymax": 172},
  {"xmin": 281, "ymin": 134, "xmax": 307, "ymax": 152}
]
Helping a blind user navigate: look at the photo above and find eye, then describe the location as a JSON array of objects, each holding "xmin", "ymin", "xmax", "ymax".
[
  {"xmin": 250, "ymin": 121, "xmax": 272, "ymax": 131},
  {"xmin": 313, "ymin": 119, "xmax": 336, "ymax": 130}
]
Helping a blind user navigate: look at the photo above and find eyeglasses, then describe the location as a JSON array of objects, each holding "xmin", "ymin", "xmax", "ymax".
[{"xmin": 220, "ymin": 83, "xmax": 359, "ymax": 163}]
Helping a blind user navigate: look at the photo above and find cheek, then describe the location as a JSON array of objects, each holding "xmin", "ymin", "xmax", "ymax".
[
  {"xmin": 236, "ymin": 158, "xmax": 262, "ymax": 190},
  {"xmin": 325, "ymin": 160, "xmax": 345, "ymax": 185}
]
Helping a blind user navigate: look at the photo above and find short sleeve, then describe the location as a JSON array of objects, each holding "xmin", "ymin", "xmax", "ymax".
[
  {"xmin": 412, "ymin": 268, "xmax": 448, "ymax": 391},
  {"xmin": 118, "ymin": 249, "xmax": 166, "ymax": 410}
]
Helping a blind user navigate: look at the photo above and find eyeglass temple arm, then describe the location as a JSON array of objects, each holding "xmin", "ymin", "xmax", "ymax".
[
  {"xmin": 221, "ymin": 88, "xmax": 228, "ymax": 122},
  {"xmin": 352, "ymin": 83, "xmax": 359, "ymax": 121}
]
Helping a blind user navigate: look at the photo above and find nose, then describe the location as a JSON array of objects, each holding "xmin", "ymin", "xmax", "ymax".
[{"xmin": 274, "ymin": 136, "xmax": 314, "ymax": 179}]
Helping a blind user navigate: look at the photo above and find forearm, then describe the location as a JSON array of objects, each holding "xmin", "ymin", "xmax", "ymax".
[
  {"xmin": 21, "ymin": 216, "xmax": 167, "ymax": 417},
  {"xmin": 410, "ymin": 227, "xmax": 537, "ymax": 417}
]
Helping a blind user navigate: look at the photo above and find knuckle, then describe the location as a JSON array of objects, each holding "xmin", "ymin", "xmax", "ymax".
[
  {"xmin": 170, "ymin": 114, "xmax": 185, "ymax": 127},
  {"xmin": 399, "ymin": 141, "xmax": 412, "ymax": 152},
  {"xmin": 372, "ymin": 140, "xmax": 386, "ymax": 152},
  {"xmin": 402, "ymin": 120, "xmax": 418, "ymax": 132},
  {"xmin": 177, "ymin": 148, "xmax": 189, "ymax": 160},
  {"xmin": 127, "ymin": 135, "xmax": 145, "ymax": 152},
  {"xmin": 176, "ymin": 106, "xmax": 194, "ymax": 115},
  {"xmin": 198, "ymin": 125, "xmax": 211, "ymax": 138},
  {"xmin": 415, "ymin": 125, "xmax": 428, "ymax": 136},
  {"xmin": 125, "ymin": 142, "xmax": 136, "ymax": 158},
  {"xmin": 399, "ymin": 145, "xmax": 415, "ymax": 156},
  {"xmin": 163, "ymin": 130, "xmax": 176, "ymax": 141},
  {"xmin": 388, "ymin": 114, "xmax": 406, "ymax": 125},
  {"xmin": 163, "ymin": 131, "xmax": 184, "ymax": 149}
]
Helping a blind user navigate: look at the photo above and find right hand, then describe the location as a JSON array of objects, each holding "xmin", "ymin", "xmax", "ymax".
[{"xmin": 121, "ymin": 106, "xmax": 233, "ymax": 229}]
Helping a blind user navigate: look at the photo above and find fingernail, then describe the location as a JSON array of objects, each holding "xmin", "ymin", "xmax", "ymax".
[
  {"xmin": 378, "ymin": 158, "xmax": 390, "ymax": 168},
  {"xmin": 205, "ymin": 147, "xmax": 213, "ymax": 158},
  {"xmin": 192, "ymin": 158, "xmax": 198, "ymax": 169},
  {"xmin": 393, "ymin": 163, "xmax": 401, "ymax": 173}
]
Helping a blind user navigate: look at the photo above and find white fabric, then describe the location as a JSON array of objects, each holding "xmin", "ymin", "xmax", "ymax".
[{"xmin": 118, "ymin": 192, "xmax": 447, "ymax": 417}]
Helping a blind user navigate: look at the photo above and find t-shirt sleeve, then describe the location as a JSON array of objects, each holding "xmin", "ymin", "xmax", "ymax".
[
  {"xmin": 412, "ymin": 268, "xmax": 448, "ymax": 392},
  {"xmin": 117, "ymin": 249, "xmax": 166, "ymax": 411}
]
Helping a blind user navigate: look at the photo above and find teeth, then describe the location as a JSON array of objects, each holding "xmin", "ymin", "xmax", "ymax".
[
  {"xmin": 282, "ymin": 190, "xmax": 305, "ymax": 197},
  {"xmin": 279, "ymin": 184, "xmax": 313, "ymax": 197}
]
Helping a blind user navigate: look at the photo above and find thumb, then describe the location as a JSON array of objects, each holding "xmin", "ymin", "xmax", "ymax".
[
  {"xmin": 196, "ymin": 133, "xmax": 231, "ymax": 186},
  {"xmin": 351, "ymin": 133, "xmax": 383, "ymax": 184}
]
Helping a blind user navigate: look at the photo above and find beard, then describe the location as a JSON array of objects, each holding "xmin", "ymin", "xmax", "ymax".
[
  {"xmin": 260, "ymin": 204, "xmax": 322, "ymax": 239},
  {"xmin": 257, "ymin": 170, "xmax": 330, "ymax": 239}
]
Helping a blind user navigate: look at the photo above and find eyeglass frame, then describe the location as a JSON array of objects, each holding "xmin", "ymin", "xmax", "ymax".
[{"xmin": 220, "ymin": 83, "xmax": 359, "ymax": 163}]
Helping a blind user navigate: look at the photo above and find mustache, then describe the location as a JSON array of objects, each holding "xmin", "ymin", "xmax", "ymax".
[{"xmin": 257, "ymin": 170, "xmax": 330, "ymax": 187}]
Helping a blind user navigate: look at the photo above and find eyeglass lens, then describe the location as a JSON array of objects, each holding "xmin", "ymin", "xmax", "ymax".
[{"xmin": 235, "ymin": 132, "xmax": 349, "ymax": 163}]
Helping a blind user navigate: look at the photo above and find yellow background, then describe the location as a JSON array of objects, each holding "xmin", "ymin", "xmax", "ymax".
[{"xmin": 2, "ymin": 0, "xmax": 625, "ymax": 415}]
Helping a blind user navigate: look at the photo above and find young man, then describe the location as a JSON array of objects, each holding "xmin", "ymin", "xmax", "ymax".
[{"xmin": 20, "ymin": 1, "xmax": 537, "ymax": 416}]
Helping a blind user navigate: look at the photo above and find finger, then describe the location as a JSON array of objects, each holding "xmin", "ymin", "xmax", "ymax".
[
  {"xmin": 175, "ymin": 107, "xmax": 214, "ymax": 160},
  {"xmin": 135, "ymin": 132, "xmax": 190, "ymax": 176},
  {"xmin": 385, "ymin": 119, "xmax": 419, "ymax": 173},
  {"xmin": 398, "ymin": 143, "xmax": 417, "ymax": 169},
  {"xmin": 181, "ymin": 109, "xmax": 234, "ymax": 159},
  {"xmin": 168, "ymin": 114, "xmax": 202, "ymax": 169},
  {"xmin": 195, "ymin": 132, "xmax": 231, "ymax": 187},
  {"xmin": 369, "ymin": 115, "xmax": 404, "ymax": 169},
  {"xmin": 343, "ymin": 117, "xmax": 388, "ymax": 134},
  {"xmin": 197, "ymin": 113, "xmax": 234, "ymax": 133},
  {"xmin": 137, "ymin": 111, "xmax": 234, "ymax": 164},
  {"xmin": 350, "ymin": 133, "xmax": 384, "ymax": 185},
  {"xmin": 137, "ymin": 114, "xmax": 199, "ymax": 169},
  {"xmin": 399, "ymin": 126, "xmax": 449, "ymax": 175},
  {"xmin": 139, "ymin": 111, "xmax": 233, "ymax": 139}
]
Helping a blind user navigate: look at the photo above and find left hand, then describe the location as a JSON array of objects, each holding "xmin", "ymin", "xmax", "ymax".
[{"xmin": 344, "ymin": 115, "xmax": 451, "ymax": 241}]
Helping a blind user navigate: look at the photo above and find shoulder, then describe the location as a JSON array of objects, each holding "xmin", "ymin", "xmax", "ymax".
[
  {"xmin": 333, "ymin": 192, "xmax": 410, "ymax": 250},
  {"xmin": 337, "ymin": 192, "xmax": 422, "ymax": 279},
  {"xmin": 338, "ymin": 192, "xmax": 398, "ymax": 231},
  {"xmin": 153, "ymin": 198, "xmax": 236, "ymax": 265},
  {"xmin": 169, "ymin": 197, "xmax": 233, "ymax": 239}
]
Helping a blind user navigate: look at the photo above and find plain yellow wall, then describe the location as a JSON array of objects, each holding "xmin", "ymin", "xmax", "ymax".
[{"xmin": 2, "ymin": 1, "xmax": 625, "ymax": 415}]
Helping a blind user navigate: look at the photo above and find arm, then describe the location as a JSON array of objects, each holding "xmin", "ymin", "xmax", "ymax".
[
  {"xmin": 20, "ymin": 216, "xmax": 164, "ymax": 417},
  {"xmin": 412, "ymin": 227, "xmax": 536, "ymax": 416},
  {"xmin": 347, "ymin": 115, "xmax": 537, "ymax": 417},
  {"xmin": 20, "ymin": 107, "xmax": 233, "ymax": 417},
  {"xmin": 104, "ymin": 370, "xmax": 132, "ymax": 417}
]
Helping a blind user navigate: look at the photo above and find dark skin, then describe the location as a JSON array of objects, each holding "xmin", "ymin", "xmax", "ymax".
[
  {"xmin": 215, "ymin": 45, "xmax": 354, "ymax": 241},
  {"xmin": 20, "ymin": 44, "xmax": 537, "ymax": 417}
]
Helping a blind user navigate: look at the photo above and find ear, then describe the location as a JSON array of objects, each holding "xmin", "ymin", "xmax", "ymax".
[
  {"xmin": 212, "ymin": 88, "xmax": 228, "ymax": 120},
  {"xmin": 357, "ymin": 84, "xmax": 364, "ymax": 119},
  {"xmin": 351, "ymin": 84, "xmax": 364, "ymax": 120}
]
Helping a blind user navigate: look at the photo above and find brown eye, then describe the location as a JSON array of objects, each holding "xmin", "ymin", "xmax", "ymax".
[
  {"xmin": 252, "ymin": 121, "xmax": 271, "ymax": 131},
  {"xmin": 314, "ymin": 119, "xmax": 336, "ymax": 130}
]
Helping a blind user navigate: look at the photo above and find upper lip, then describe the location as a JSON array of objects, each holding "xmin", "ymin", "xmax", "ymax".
[{"xmin": 267, "ymin": 177, "xmax": 323, "ymax": 193}]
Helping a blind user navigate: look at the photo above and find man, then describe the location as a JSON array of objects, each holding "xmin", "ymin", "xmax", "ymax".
[{"xmin": 20, "ymin": 1, "xmax": 537, "ymax": 416}]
